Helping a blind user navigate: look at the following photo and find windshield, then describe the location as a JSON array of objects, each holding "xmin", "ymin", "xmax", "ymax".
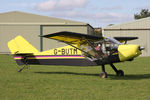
[{"xmin": 105, "ymin": 37, "xmax": 121, "ymax": 45}]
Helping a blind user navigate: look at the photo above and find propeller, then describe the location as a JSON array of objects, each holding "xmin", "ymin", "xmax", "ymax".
[
  {"xmin": 141, "ymin": 42, "xmax": 147, "ymax": 52},
  {"xmin": 139, "ymin": 46, "xmax": 145, "ymax": 51},
  {"xmin": 139, "ymin": 43, "xmax": 147, "ymax": 56}
]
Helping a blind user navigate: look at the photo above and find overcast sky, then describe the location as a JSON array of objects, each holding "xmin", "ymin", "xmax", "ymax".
[{"xmin": 0, "ymin": 0, "xmax": 149, "ymax": 27}]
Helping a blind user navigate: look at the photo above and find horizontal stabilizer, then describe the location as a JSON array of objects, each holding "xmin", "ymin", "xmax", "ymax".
[{"xmin": 114, "ymin": 37, "xmax": 138, "ymax": 42}]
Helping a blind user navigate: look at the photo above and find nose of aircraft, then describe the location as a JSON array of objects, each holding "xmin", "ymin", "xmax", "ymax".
[{"xmin": 118, "ymin": 45, "xmax": 143, "ymax": 61}]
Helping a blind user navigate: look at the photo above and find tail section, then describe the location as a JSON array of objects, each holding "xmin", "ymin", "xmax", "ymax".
[{"xmin": 8, "ymin": 36, "xmax": 38, "ymax": 54}]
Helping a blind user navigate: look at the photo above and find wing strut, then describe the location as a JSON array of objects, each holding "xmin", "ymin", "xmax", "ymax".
[{"xmin": 64, "ymin": 41, "xmax": 96, "ymax": 58}]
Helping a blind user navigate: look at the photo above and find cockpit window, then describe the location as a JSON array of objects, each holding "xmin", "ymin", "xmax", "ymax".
[
  {"xmin": 105, "ymin": 37, "xmax": 121, "ymax": 45},
  {"xmin": 80, "ymin": 37, "xmax": 121, "ymax": 60}
]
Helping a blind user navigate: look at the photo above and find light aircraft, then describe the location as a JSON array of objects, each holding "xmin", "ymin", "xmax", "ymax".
[{"xmin": 8, "ymin": 31, "xmax": 144, "ymax": 78}]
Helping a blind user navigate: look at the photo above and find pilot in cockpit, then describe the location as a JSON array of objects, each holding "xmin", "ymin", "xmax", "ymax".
[{"xmin": 95, "ymin": 43, "xmax": 107, "ymax": 58}]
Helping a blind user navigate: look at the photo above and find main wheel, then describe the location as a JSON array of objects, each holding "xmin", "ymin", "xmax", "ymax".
[
  {"xmin": 117, "ymin": 70, "xmax": 124, "ymax": 76},
  {"xmin": 99, "ymin": 72, "xmax": 107, "ymax": 78}
]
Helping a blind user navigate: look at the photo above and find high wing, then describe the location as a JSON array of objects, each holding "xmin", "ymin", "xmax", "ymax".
[
  {"xmin": 42, "ymin": 31, "xmax": 104, "ymax": 45},
  {"xmin": 42, "ymin": 31, "xmax": 104, "ymax": 59},
  {"xmin": 114, "ymin": 37, "xmax": 138, "ymax": 43}
]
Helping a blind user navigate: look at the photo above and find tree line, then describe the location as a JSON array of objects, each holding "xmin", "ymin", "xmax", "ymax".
[{"xmin": 134, "ymin": 9, "xmax": 150, "ymax": 19}]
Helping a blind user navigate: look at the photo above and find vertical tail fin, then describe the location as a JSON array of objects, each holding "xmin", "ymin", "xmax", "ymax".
[{"xmin": 8, "ymin": 36, "xmax": 38, "ymax": 54}]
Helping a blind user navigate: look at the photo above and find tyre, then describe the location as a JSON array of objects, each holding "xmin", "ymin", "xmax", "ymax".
[
  {"xmin": 99, "ymin": 72, "xmax": 107, "ymax": 78},
  {"xmin": 117, "ymin": 70, "xmax": 124, "ymax": 76}
]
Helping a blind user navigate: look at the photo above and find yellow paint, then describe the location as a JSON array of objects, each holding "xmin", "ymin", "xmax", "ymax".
[
  {"xmin": 8, "ymin": 35, "xmax": 82, "ymax": 56},
  {"xmin": 118, "ymin": 44, "xmax": 141, "ymax": 61},
  {"xmin": 8, "ymin": 36, "xmax": 38, "ymax": 54},
  {"xmin": 34, "ymin": 45, "xmax": 82, "ymax": 55},
  {"xmin": 50, "ymin": 36, "xmax": 85, "ymax": 44}
]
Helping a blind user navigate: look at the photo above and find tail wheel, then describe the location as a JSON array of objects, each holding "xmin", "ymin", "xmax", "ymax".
[
  {"xmin": 117, "ymin": 70, "xmax": 124, "ymax": 76},
  {"xmin": 99, "ymin": 72, "xmax": 107, "ymax": 78}
]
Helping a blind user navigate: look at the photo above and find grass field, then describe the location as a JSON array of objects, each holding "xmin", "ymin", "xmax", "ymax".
[{"xmin": 0, "ymin": 54, "xmax": 150, "ymax": 100}]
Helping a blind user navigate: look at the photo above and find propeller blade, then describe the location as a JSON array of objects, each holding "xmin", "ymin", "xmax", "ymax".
[{"xmin": 139, "ymin": 46, "xmax": 145, "ymax": 51}]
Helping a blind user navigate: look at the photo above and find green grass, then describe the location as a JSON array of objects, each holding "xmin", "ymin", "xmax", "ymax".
[{"xmin": 0, "ymin": 54, "xmax": 150, "ymax": 100}]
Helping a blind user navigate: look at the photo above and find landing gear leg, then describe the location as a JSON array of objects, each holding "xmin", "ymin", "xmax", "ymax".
[
  {"xmin": 99, "ymin": 65, "xmax": 107, "ymax": 78},
  {"xmin": 18, "ymin": 65, "xmax": 28, "ymax": 72},
  {"xmin": 18, "ymin": 56, "xmax": 29, "ymax": 72},
  {"xmin": 110, "ymin": 63, "xmax": 124, "ymax": 76}
]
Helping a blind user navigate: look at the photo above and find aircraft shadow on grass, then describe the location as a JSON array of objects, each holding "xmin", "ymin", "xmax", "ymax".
[{"xmin": 34, "ymin": 71, "xmax": 150, "ymax": 80}]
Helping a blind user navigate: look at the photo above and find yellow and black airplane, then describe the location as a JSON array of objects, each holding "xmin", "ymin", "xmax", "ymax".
[{"xmin": 8, "ymin": 31, "xmax": 144, "ymax": 78}]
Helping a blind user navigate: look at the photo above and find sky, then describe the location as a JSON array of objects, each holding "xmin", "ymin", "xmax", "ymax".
[{"xmin": 0, "ymin": 0, "xmax": 150, "ymax": 27}]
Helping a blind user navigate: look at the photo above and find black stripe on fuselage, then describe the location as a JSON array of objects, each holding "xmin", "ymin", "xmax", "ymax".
[{"xmin": 15, "ymin": 59, "xmax": 98, "ymax": 66}]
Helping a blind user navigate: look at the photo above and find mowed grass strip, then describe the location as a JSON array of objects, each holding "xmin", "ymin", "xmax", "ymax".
[{"xmin": 0, "ymin": 54, "xmax": 150, "ymax": 100}]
